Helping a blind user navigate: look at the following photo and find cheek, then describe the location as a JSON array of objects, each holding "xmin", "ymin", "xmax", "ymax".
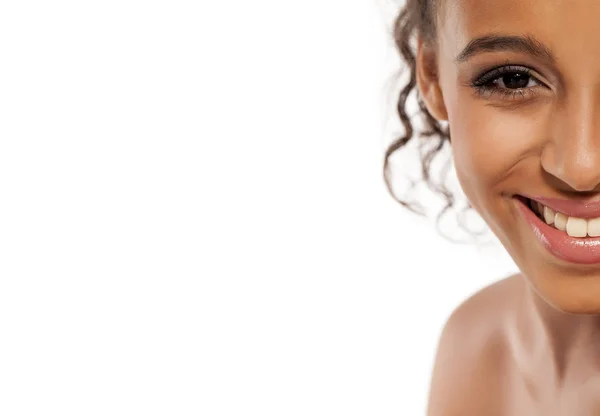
[{"xmin": 445, "ymin": 97, "xmax": 544, "ymax": 211}]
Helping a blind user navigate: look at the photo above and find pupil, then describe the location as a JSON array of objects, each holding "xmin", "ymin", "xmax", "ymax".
[{"xmin": 503, "ymin": 73, "xmax": 529, "ymax": 89}]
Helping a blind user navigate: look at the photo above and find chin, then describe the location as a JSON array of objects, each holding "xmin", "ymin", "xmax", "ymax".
[
  {"xmin": 497, "ymin": 193, "xmax": 600, "ymax": 315},
  {"xmin": 528, "ymin": 269, "xmax": 600, "ymax": 315}
]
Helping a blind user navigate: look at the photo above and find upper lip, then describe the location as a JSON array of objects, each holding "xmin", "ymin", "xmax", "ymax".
[{"xmin": 522, "ymin": 194, "xmax": 600, "ymax": 219}]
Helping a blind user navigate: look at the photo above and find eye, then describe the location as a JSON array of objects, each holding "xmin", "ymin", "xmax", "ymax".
[{"xmin": 471, "ymin": 65, "xmax": 545, "ymax": 100}]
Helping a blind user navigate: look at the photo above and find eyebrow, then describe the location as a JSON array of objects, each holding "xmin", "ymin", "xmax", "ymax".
[{"xmin": 454, "ymin": 34, "xmax": 556, "ymax": 63}]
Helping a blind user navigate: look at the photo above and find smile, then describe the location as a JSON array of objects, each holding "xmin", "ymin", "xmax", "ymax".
[
  {"xmin": 526, "ymin": 198, "xmax": 600, "ymax": 238},
  {"xmin": 514, "ymin": 195, "xmax": 600, "ymax": 264}
]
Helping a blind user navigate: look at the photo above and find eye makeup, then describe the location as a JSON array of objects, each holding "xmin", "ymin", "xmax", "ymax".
[{"xmin": 468, "ymin": 62, "xmax": 548, "ymax": 101}]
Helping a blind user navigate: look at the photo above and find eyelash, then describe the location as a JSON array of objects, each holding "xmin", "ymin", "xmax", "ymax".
[{"xmin": 471, "ymin": 65, "xmax": 544, "ymax": 100}]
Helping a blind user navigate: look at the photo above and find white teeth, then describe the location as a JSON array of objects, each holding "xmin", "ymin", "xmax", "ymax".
[
  {"xmin": 554, "ymin": 212, "xmax": 568, "ymax": 231},
  {"xmin": 567, "ymin": 217, "xmax": 588, "ymax": 237},
  {"xmin": 533, "ymin": 200, "xmax": 600, "ymax": 238},
  {"xmin": 588, "ymin": 218, "xmax": 600, "ymax": 237},
  {"xmin": 543, "ymin": 206, "xmax": 555, "ymax": 225}
]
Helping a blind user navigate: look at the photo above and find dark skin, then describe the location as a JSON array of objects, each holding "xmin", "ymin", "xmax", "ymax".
[{"xmin": 416, "ymin": 1, "xmax": 600, "ymax": 414}]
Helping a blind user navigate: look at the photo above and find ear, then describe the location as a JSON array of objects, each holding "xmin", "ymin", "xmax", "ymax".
[{"xmin": 416, "ymin": 36, "xmax": 448, "ymax": 121}]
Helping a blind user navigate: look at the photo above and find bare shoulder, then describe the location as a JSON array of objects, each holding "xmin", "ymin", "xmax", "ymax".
[{"xmin": 426, "ymin": 273, "xmax": 523, "ymax": 416}]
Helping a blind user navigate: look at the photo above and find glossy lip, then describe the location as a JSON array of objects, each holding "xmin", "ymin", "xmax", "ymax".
[
  {"xmin": 514, "ymin": 196, "xmax": 600, "ymax": 265},
  {"xmin": 522, "ymin": 194, "xmax": 600, "ymax": 219}
]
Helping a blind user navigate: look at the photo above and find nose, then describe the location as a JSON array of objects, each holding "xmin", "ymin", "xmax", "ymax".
[{"xmin": 541, "ymin": 89, "xmax": 600, "ymax": 192}]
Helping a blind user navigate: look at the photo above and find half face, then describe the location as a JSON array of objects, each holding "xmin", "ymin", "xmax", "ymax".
[{"xmin": 419, "ymin": 0, "xmax": 600, "ymax": 313}]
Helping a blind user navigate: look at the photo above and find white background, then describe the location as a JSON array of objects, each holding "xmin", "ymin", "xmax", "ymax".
[{"xmin": 0, "ymin": 0, "xmax": 517, "ymax": 414}]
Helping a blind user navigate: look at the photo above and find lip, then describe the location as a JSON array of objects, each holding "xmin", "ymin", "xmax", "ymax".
[
  {"xmin": 514, "ymin": 196, "xmax": 600, "ymax": 265},
  {"xmin": 523, "ymin": 194, "xmax": 600, "ymax": 219}
]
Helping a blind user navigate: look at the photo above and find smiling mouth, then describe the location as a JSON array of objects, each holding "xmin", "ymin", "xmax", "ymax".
[
  {"xmin": 514, "ymin": 194, "xmax": 600, "ymax": 265},
  {"xmin": 518, "ymin": 195, "xmax": 600, "ymax": 238}
]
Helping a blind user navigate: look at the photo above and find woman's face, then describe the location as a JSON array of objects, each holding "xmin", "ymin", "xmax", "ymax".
[{"xmin": 419, "ymin": 0, "xmax": 600, "ymax": 313}]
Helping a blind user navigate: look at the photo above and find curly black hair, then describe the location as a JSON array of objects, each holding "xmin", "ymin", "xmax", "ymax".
[{"xmin": 383, "ymin": 0, "xmax": 482, "ymax": 239}]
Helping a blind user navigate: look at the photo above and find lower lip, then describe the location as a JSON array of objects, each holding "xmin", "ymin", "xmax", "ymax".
[{"xmin": 515, "ymin": 196, "xmax": 600, "ymax": 264}]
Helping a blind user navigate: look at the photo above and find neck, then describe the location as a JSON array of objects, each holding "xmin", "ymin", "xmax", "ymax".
[{"xmin": 518, "ymin": 277, "xmax": 600, "ymax": 384}]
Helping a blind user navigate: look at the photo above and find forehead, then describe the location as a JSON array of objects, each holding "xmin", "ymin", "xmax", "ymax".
[{"xmin": 438, "ymin": 0, "xmax": 600, "ymax": 59}]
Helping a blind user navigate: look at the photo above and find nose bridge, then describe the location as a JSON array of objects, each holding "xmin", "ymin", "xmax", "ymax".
[{"xmin": 543, "ymin": 85, "xmax": 600, "ymax": 191}]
